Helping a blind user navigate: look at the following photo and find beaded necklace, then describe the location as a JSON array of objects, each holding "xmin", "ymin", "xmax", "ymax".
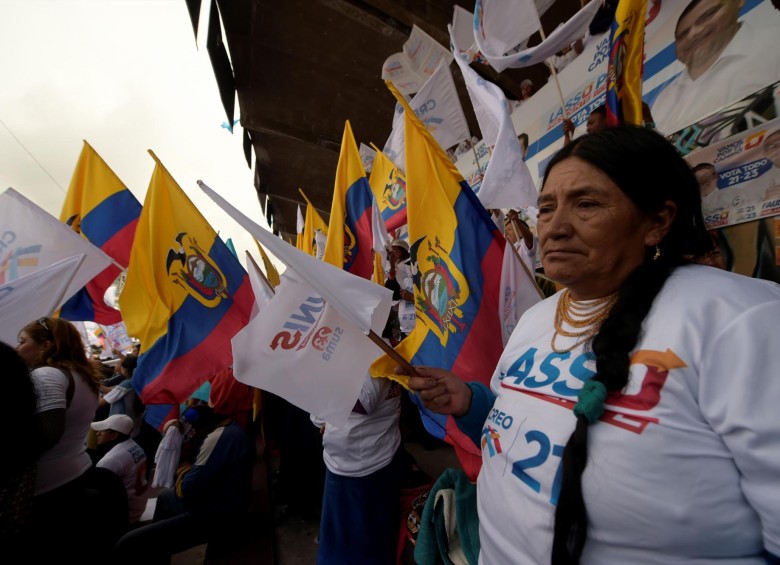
[{"xmin": 551, "ymin": 289, "xmax": 618, "ymax": 354}]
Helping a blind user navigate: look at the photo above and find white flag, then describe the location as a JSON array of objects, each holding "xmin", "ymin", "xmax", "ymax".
[
  {"xmin": 498, "ymin": 245, "xmax": 541, "ymax": 346},
  {"xmin": 381, "ymin": 24, "xmax": 454, "ymax": 97},
  {"xmin": 384, "ymin": 59, "xmax": 471, "ymax": 172},
  {"xmin": 296, "ymin": 205, "xmax": 305, "ymax": 235},
  {"xmin": 359, "ymin": 143, "xmax": 377, "ymax": 174},
  {"xmin": 371, "ymin": 197, "xmax": 390, "ymax": 255},
  {"xmin": 474, "ymin": 0, "xmax": 601, "ymax": 72},
  {"xmin": 0, "ymin": 254, "xmax": 86, "ymax": 346},
  {"xmin": 198, "ymin": 180, "xmax": 392, "ymax": 335},
  {"xmin": 232, "ymin": 264, "xmax": 380, "ymax": 427},
  {"xmin": 451, "ymin": 27, "xmax": 537, "ymax": 210},
  {"xmin": 452, "ymin": 6, "xmax": 482, "ymax": 64},
  {"xmin": 0, "ymin": 188, "xmax": 113, "ymax": 302}
]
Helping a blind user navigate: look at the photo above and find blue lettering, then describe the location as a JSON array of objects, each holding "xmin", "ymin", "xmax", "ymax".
[
  {"xmin": 488, "ymin": 409, "xmax": 514, "ymax": 429},
  {"xmin": 524, "ymin": 351, "xmax": 570, "ymax": 388},
  {"xmin": 552, "ymin": 352, "xmax": 596, "ymax": 397},
  {"xmin": 504, "ymin": 348, "xmax": 537, "ymax": 385},
  {"xmin": 0, "ymin": 230, "xmax": 15, "ymax": 251},
  {"xmin": 290, "ymin": 296, "xmax": 325, "ymax": 324}
]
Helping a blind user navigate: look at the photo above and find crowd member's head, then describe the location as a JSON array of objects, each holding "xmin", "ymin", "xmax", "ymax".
[
  {"xmin": 16, "ymin": 317, "xmax": 101, "ymax": 394},
  {"xmin": 120, "ymin": 354, "xmax": 138, "ymax": 380},
  {"xmin": 520, "ymin": 79, "xmax": 535, "ymax": 100},
  {"xmin": 686, "ymin": 230, "xmax": 728, "ymax": 269},
  {"xmin": 0, "ymin": 341, "xmax": 38, "ymax": 472},
  {"xmin": 675, "ymin": 0, "xmax": 744, "ymax": 80},
  {"xmin": 538, "ymin": 125, "xmax": 711, "ymax": 561},
  {"xmin": 518, "ymin": 133, "xmax": 529, "ymax": 159},
  {"xmin": 91, "ymin": 414, "xmax": 134, "ymax": 447},
  {"xmin": 389, "ymin": 239, "xmax": 410, "ymax": 263},
  {"xmin": 692, "ymin": 162, "xmax": 718, "ymax": 196},
  {"xmin": 764, "ymin": 129, "xmax": 780, "ymax": 168},
  {"xmin": 585, "ymin": 104, "xmax": 607, "ymax": 134}
]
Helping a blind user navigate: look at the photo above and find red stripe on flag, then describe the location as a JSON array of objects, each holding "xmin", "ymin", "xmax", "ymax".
[{"xmin": 140, "ymin": 280, "xmax": 254, "ymax": 404}]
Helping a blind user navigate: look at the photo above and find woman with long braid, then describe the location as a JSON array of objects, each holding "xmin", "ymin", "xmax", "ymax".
[{"xmin": 406, "ymin": 125, "xmax": 780, "ymax": 564}]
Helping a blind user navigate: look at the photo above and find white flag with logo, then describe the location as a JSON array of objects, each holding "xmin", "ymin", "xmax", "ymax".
[
  {"xmin": 498, "ymin": 244, "xmax": 541, "ymax": 346},
  {"xmin": 474, "ymin": 0, "xmax": 601, "ymax": 72},
  {"xmin": 382, "ymin": 24, "xmax": 454, "ymax": 97},
  {"xmin": 232, "ymin": 265, "xmax": 380, "ymax": 426},
  {"xmin": 384, "ymin": 59, "xmax": 471, "ymax": 172},
  {"xmin": 451, "ymin": 27, "xmax": 537, "ymax": 210},
  {"xmin": 0, "ymin": 188, "xmax": 113, "ymax": 301},
  {"xmin": 0, "ymin": 254, "xmax": 86, "ymax": 345}
]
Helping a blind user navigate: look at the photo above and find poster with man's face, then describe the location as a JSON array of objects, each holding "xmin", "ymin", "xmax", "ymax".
[{"xmin": 487, "ymin": 0, "xmax": 780, "ymax": 189}]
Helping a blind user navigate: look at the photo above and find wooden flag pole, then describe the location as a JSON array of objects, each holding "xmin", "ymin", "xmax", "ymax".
[
  {"xmin": 508, "ymin": 217, "xmax": 546, "ymax": 300},
  {"xmin": 535, "ymin": 13, "xmax": 570, "ymax": 121}
]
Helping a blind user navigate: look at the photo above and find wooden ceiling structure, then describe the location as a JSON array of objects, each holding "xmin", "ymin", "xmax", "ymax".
[{"xmin": 194, "ymin": 0, "xmax": 583, "ymax": 241}]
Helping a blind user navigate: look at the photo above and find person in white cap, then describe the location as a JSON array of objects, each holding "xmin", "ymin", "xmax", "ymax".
[
  {"xmin": 92, "ymin": 414, "xmax": 149, "ymax": 524},
  {"xmin": 386, "ymin": 239, "xmax": 416, "ymax": 339}
]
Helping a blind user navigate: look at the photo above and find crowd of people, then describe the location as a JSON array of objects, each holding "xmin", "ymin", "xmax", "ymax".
[
  {"xmin": 4, "ymin": 125, "xmax": 777, "ymax": 565},
  {"xmin": 3, "ymin": 0, "xmax": 779, "ymax": 560}
]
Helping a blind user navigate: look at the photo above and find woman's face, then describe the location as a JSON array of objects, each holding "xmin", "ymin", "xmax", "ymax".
[
  {"xmin": 537, "ymin": 157, "xmax": 665, "ymax": 300},
  {"xmin": 16, "ymin": 331, "xmax": 48, "ymax": 368}
]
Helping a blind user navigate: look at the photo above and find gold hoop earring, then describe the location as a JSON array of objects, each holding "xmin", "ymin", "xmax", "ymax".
[{"xmin": 653, "ymin": 246, "xmax": 661, "ymax": 261}]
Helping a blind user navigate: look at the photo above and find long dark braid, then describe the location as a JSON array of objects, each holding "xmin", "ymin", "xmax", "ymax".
[{"xmin": 544, "ymin": 126, "xmax": 711, "ymax": 564}]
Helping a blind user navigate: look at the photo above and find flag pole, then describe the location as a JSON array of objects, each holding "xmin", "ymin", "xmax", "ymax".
[
  {"xmin": 247, "ymin": 248, "xmax": 275, "ymax": 290},
  {"xmin": 535, "ymin": 13, "xmax": 570, "ymax": 121},
  {"xmin": 366, "ymin": 331, "xmax": 419, "ymax": 378},
  {"xmin": 470, "ymin": 142, "xmax": 485, "ymax": 184},
  {"xmin": 509, "ymin": 217, "xmax": 546, "ymax": 299},
  {"xmin": 250, "ymin": 242, "xmax": 419, "ymax": 377}
]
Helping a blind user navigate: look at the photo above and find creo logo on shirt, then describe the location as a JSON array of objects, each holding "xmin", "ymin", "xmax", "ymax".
[{"xmin": 270, "ymin": 296, "xmax": 326, "ymax": 351}]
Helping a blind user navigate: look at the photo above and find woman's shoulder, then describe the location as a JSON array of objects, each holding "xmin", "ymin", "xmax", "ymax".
[
  {"xmin": 31, "ymin": 365, "xmax": 69, "ymax": 382},
  {"xmin": 662, "ymin": 264, "xmax": 780, "ymax": 309}
]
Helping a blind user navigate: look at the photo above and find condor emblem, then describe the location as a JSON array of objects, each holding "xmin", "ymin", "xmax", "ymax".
[
  {"xmin": 382, "ymin": 170, "xmax": 406, "ymax": 211},
  {"xmin": 410, "ymin": 235, "xmax": 468, "ymax": 346},
  {"xmin": 166, "ymin": 232, "xmax": 228, "ymax": 307}
]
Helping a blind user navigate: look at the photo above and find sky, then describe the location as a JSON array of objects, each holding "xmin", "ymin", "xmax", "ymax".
[{"xmin": 0, "ymin": 0, "xmax": 275, "ymax": 270}]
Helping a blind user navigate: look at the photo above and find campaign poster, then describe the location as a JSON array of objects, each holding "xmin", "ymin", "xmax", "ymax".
[
  {"xmin": 685, "ymin": 118, "xmax": 780, "ymax": 228},
  {"xmin": 486, "ymin": 0, "xmax": 780, "ymax": 188}
]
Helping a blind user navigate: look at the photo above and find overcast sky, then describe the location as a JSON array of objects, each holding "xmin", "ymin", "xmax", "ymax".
[{"xmin": 0, "ymin": 0, "xmax": 273, "ymax": 268}]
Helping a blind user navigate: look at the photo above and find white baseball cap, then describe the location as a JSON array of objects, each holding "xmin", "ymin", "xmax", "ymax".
[{"xmin": 91, "ymin": 414, "xmax": 134, "ymax": 435}]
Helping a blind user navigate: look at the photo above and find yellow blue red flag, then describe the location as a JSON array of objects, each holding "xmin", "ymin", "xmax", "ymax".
[
  {"xmin": 606, "ymin": 0, "xmax": 647, "ymax": 126},
  {"xmin": 299, "ymin": 189, "xmax": 328, "ymax": 257},
  {"xmin": 368, "ymin": 145, "xmax": 407, "ymax": 232},
  {"xmin": 119, "ymin": 152, "xmax": 255, "ymax": 428},
  {"xmin": 370, "ymin": 81, "xmax": 506, "ymax": 480},
  {"xmin": 59, "ymin": 141, "xmax": 141, "ymax": 325},
  {"xmin": 255, "ymin": 241, "xmax": 281, "ymax": 287},
  {"xmin": 323, "ymin": 121, "xmax": 375, "ymax": 279}
]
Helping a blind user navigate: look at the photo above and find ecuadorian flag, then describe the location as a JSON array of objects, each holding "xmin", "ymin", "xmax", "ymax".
[
  {"xmin": 606, "ymin": 0, "xmax": 647, "ymax": 127},
  {"xmin": 119, "ymin": 153, "xmax": 254, "ymax": 428},
  {"xmin": 368, "ymin": 145, "xmax": 407, "ymax": 232},
  {"xmin": 300, "ymin": 189, "xmax": 328, "ymax": 258},
  {"xmin": 59, "ymin": 141, "xmax": 141, "ymax": 325},
  {"xmin": 323, "ymin": 120, "xmax": 374, "ymax": 279},
  {"xmin": 370, "ymin": 82, "xmax": 506, "ymax": 480}
]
